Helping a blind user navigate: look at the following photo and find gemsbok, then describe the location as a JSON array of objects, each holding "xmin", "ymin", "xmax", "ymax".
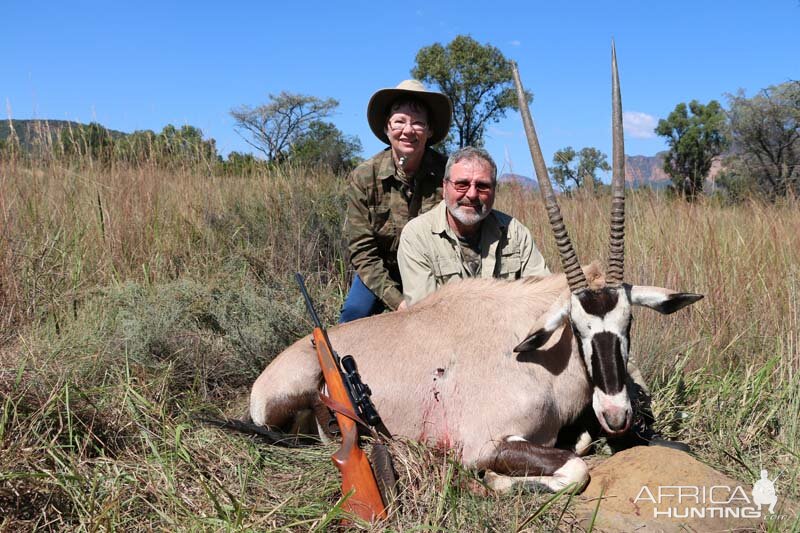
[{"xmin": 249, "ymin": 44, "xmax": 703, "ymax": 492}]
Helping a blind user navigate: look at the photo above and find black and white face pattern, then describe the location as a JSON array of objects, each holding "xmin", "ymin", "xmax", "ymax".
[
  {"xmin": 569, "ymin": 287, "xmax": 633, "ymax": 435},
  {"xmin": 512, "ymin": 282, "xmax": 703, "ymax": 436}
]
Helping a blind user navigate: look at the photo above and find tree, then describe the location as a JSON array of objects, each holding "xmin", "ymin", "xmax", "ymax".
[
  {"xmin": 549, "ymin": 146, "xmax": 611, "ymax": 192},
  {"xmin": 230, "ymin": 92, "xmax": 338, "ymax": 161},
  {"xmin": 116, "ymin": 129, "xmax": 158, "ymax": 164},
  {"xmin": 60, "ymin": 122, "xmax": 115, "ymax": 162},
  {"xmin": 155, "ymin": 124, "xmax": 218, "ymax": 167},
  {"xmin": 655, "ymin": 100, "xmax": 728, "ymax": 199},
  {"xmin": 288, "ymin": 120, "xmax": 362, "ymax": 173},
  {"xmin": 412, "ymin": 35, "xmax": 529, "ymax": 150},
  {"xmin": 725, "ymin": 81, "xmax": 800, "ymax": 198},
  {"xmin": 219, "ymin": 151, "xmax": 268, "ymax": 177},
  {"xmin": 0, "ymin": 123, "xmax": 21, "ymax": 162},
  {"xmin": 713, "ymin": 168, "xmax": 757, "ymax": 203},
  {"xmin": 113, "ymin": 125, "xmax": 219, "ymax": 167}
]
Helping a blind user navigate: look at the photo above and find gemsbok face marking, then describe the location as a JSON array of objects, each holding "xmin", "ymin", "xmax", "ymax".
[
  {"xmin": 573, "ymin": 287, "xmax": 632, "ymax": 434},
  {"xmin": 248, "ymin": 43, "xmax": 704, "ymax": 495}
]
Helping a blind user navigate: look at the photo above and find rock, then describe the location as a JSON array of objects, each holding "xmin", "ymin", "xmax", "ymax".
[{"xmin": 575, "ymin": 447, "xmax": 793, "ymax": 532}]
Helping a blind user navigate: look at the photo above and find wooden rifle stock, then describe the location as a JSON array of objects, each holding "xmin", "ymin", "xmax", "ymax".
[{"xmin": 312, "ymin": 327, "xmax": 387, "ymax": 521}]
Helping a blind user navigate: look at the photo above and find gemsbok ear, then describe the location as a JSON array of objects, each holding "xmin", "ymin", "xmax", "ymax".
[
  {"xmin": 513, "ymin": 295, "xmax": 570, "ymax": 353},
  {"xmin": 514, "ymin": 327, "xmax": 556, "ymax": 353},
  {"xmin": 627, "ymin": 285, "xmax": 704, "ymax": 315}
]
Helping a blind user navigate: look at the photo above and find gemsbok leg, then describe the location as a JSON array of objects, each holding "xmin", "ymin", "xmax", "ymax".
[{"xmin": 477, "ymin": 436, "xmax": 589, "ymax": 493}]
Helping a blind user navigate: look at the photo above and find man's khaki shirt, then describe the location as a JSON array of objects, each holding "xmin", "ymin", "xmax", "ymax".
[
  {"xmin": 346, "ymin": 148, "xmax": 447, "ymax": 310},
  {"xmin": 397, "ymin": 200, "xmax": 550, "ymax": 306}
]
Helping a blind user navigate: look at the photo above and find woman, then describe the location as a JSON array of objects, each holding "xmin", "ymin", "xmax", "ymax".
[{"xmin": 339, "ymin": 80, "xmax": 452, "ymax": 323}]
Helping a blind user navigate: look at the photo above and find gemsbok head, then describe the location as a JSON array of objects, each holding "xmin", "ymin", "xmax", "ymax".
[{"xmin": 510, "ymin": 44, "xmax": 703, "ymax": 436}]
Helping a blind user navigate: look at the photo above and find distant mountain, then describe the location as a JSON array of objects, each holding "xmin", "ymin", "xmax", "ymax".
[
  {"xmin": 625, "ymin": 152, "xmax": 671, "ymax": 189},
  {"xmin": 498, "ymin": 173, "xmax": 538, "ymax": 190},
  {"xmin": 625, "ymin": 151, "xmax": 723, "ymax": 190},
  {"xmin": 499, "ymin": 155, "xmax": 722, "ymax": 192},
  {"xmin": 500, "ymin": 166, "xmax": 668, "ymax": 191},
  {"xmin": 0, "ymin": 119, "xmax": 127, "ymax": 150}
]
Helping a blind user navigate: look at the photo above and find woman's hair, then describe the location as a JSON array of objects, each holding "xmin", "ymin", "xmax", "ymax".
[{"xmin": 386, "ymin": 98, "xmax": 433, "ymax": 130}]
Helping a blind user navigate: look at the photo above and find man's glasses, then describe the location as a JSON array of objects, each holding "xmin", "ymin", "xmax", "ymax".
[
  {"xmin": 446, "ymin": 179, "xmax": 494, "ymax": 194},
  {"xmin": 388, "ymin": 120, "xmax": 428, "ymax": 133}
]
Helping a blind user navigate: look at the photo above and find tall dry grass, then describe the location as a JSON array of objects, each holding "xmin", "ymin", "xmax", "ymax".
[
  {"xmin": 1, "ymin": 157, "xmax": 798, "ymax": 530},
  {"xmin": 0, "ymin": 158, "xmax": 348, "ymax": 335}
]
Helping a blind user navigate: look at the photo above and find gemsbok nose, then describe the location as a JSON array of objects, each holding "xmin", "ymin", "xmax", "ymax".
[{"xmin": 603, "ymin": 407, "xmax": 631, "ymax": 433}]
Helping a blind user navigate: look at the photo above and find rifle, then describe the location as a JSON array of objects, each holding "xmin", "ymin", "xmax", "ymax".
[{"xmin": 295, "ymin": 273, "xmax": 394, "ymax": 522}]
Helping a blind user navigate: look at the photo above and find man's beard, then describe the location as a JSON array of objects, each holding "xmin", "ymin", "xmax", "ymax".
[{"xmin": 445, "ymin": 197, "xmax": 491, "ymax": 226}]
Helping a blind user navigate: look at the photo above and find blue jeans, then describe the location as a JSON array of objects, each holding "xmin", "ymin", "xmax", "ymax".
[{"xmin": 339, "ymin": 274, "xmax": 386, "ymax": 323}]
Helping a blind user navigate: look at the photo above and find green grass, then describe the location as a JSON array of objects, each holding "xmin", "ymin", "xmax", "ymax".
[{"xmin": 1, "ymin": 157, "xmax": 798, "ymax": 530}]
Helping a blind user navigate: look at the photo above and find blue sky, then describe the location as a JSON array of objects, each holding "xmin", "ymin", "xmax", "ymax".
[{"xmin": 4, "ymin": 1, "xmax": 798, "ymax": 179}]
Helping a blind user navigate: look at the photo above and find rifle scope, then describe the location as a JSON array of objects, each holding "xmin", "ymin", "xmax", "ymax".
[{"xmin": 341, "ymin": 355, "xmax": 382, "ymax": 428}]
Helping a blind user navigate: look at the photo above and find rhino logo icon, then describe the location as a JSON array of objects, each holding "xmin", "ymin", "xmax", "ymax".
[{"xmin": 752, "ymin": 469, "xmax": 778, "ymax": 514}]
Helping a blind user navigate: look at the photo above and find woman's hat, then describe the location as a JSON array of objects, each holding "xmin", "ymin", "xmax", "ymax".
[{"xmin": 367, "ymin": 80, "xmax": 452, "ymax": 145}]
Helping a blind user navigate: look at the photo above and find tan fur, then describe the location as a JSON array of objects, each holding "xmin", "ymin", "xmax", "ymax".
[{"xmin": 250, "ymin": 267, "xmax": 600, "ymax": 466}]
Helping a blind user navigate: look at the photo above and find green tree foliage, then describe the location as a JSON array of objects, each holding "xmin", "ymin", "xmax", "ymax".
[
  {"xmin": 219, "ymin": 151, "xmax": 269, "ymax": 177},
  {"xmin": 58, "ymin": 122, "xmax": 219, "ymax": 168},
  {"xmin": 153, "ymin": 124, "xmax": 219, "ymax": 167},
  {"xmin": 549, "ymin": 146, "xmax": 611, "ymax": 192},
  {"xmin": 713, "ymin": 169, "xmax": 758, "ymax": 203},
  {"xmin": 0, "ymin": 124, "xmax": 23, "ymax": 162},
  {"xmin": 655, "ymin": 100, "xmax": 728, "ymax": 199},
  {"xmin": 230, "ymin": 92, "xmax": 339, "ymax": 162},
  {"xmin": 0, "ymin": 137, "xmax": 18, "ymax": 163},
  {"xmin": 725, "ymin": 81, "xmax": 800, "ymax": 199},
  {"xmin": 412, "ymin": 35, "xmax": 529, "ymax": 150},
  {"xmin": 116, "ymin": 129, "xmax": 159, "ymax": 164},
  {"xmin": 60, "ymin": 122, "xmax": 115, "ymax": 162},
  {"xmin": 115, "ymin": 125, "xmax": 218, "ymax": 168},
  {"xmin": 288, "ymin": 120, "xmax": 362, "ymax": 172}
]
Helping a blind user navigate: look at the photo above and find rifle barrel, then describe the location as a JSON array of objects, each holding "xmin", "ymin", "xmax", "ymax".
[{"xmin": 295, "ymin": 273, "xmax": 322, "ymax": 329}]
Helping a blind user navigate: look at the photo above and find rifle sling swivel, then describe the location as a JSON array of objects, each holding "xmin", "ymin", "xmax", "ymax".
[{"xmin": 318, "ymin": 392, "xmax": 378, "ymax": 438}]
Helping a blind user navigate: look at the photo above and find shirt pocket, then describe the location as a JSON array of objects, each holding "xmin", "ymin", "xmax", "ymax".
[
  {"xmin": 370, "ymin": 206, "xmax": 394, "ymax": 238},
  {"xmin": 497, "ymin": 250, "xmax": 522, "ymax": 279},
  {"xmin": 434, "ymin": 257, "xmax": 462, "ymax": 284}
]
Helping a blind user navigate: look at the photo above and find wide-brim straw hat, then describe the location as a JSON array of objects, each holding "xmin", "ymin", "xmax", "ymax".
[{"xmin": 367, "ymin": 80, "xmax": 452, "ymax": 146}]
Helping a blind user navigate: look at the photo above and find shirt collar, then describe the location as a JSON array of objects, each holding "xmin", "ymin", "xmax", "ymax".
[{"xmin": 377, "ymin": 148, "xmax": 436, "ymax": 185}]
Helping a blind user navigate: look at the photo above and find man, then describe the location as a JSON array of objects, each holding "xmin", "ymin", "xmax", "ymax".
[
  {"xmin": 398, "ymin": 146, "xmax": 549, "ymax": 306},
  {"xmin": 398, "ymin": 146, "xmax": 686, "ymax": 452},
  {"xmin": 339, "ymin": 80, "xmax": 452, "ymax": 323}
]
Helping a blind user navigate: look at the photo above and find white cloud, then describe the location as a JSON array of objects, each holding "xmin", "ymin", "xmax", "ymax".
[
  {"xmin": 487, "ymin": 126, "xmax": 514, "ymax": 138},
  {"xmin": 509, "ymin": 40, "xmax": 521, "ymax": 47},
  {"xmin": 623, "ymin": 111, "xmax": 657, "ymax": 139}
]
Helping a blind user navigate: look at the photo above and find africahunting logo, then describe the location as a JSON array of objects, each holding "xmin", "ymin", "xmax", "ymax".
[{"xmin": 633, "ymin": 469, "xmax": 785, "ymax": 520}]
